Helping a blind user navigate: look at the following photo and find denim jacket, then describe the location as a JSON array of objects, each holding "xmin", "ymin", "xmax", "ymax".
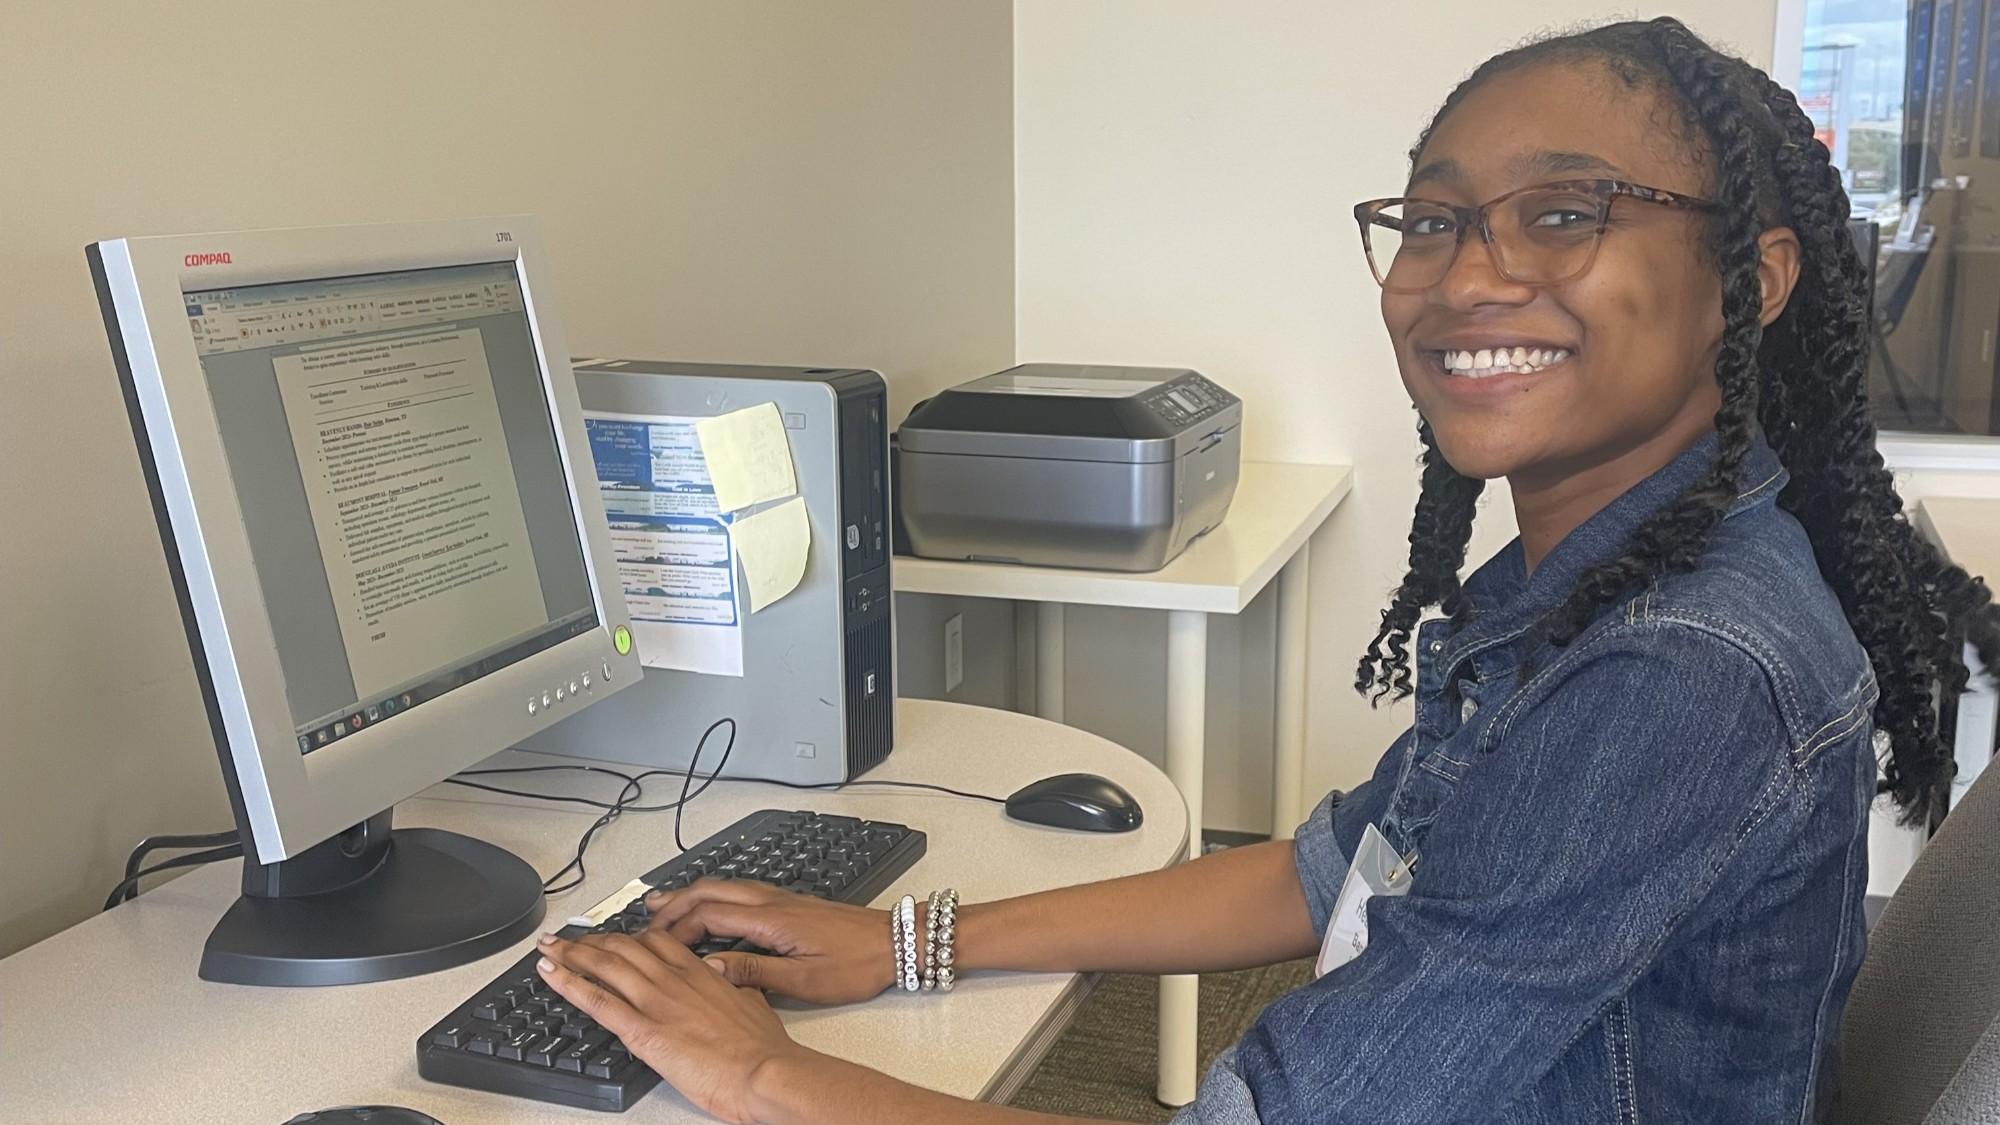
[{"xmin": 1175, "ymin": 435, "xmax": 1877, "ymax": 1124}]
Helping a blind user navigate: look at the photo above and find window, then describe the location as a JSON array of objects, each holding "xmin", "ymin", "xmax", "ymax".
[{"xmin": 1792, "ymin": 0, "xmax": 2000, "ymax": 440}]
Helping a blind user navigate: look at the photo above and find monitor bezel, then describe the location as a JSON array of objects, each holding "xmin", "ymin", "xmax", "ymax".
[{"xmin": 90, "ymin": 217, "xmax": 643, "ymax": 864}]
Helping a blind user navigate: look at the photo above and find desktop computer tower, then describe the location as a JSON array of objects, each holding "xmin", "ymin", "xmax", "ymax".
[{"xmin": 518, "ymin": 360, "xmax": 894, "ymax": 783}]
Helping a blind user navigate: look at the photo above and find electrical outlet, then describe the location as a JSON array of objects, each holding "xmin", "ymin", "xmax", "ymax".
[{"xmin": 944, "ymin": 613, "xmax": 964, "ymax": 694}]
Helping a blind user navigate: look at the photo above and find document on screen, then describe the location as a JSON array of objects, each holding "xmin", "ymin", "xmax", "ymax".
[{"xmin": 274, "ymin": 329, "xmax": 548, "ymax": 698}]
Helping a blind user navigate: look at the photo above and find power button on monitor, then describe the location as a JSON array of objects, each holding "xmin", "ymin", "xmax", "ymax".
[{"xmin": 612, "ymin": 624, "xmax": 632, "ymax": 656}]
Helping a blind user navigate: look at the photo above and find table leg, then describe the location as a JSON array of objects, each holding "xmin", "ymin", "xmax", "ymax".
[
  {"xmin": 1013, "ymin": 602, "xmax": 1037, "ymax": 715},
  {"xmin": 1158, "ymin": 609, "xmax": 1207, "ymax": 1106},
  {"xmin": 1272, "ymin": 542, "xmax": 1311, "ymax": 840},
  {"xmin": 1036, "ymin": 603, "xmax": 1066, "ymax": 723}
]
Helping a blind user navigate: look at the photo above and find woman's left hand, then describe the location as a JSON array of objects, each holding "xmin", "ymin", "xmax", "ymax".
[{"xmin": 535, "ymin": 928, "xmax": 805, "ymax": 1125}]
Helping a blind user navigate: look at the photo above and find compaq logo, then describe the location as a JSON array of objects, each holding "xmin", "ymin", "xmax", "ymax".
[{"xmin": 183, "ymin": 251, "xmax": 233, "ymax": 267}]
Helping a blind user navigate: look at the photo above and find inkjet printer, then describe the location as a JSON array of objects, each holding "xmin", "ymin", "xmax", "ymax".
[{"xmin": 894, "ymin": 364, "xmax": 1241, "ymax": 572}]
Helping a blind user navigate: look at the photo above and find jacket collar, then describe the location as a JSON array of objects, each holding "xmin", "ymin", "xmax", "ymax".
[{"xmin": 1441, "ymin": 432, "xmax": 1788, "ymax": 672}]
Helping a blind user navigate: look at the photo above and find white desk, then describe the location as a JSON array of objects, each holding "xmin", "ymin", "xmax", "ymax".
[
  {"xmin": 1917, "ymin": 497, "xmax": 2000, "ymax": 805},
  {"xmin": 893, "ymin": 459, "xmax": 1351, "ymax": 1104},
  {"xmin": 0, "ymin": 701, "xmax": 1187, "ymax": 1125}
]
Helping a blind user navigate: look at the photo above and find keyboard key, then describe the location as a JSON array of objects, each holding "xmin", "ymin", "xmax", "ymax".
[
  {"xmin": 465, "ymin": 1035, "xmax": 497, "ymax": 1056},
  {"xmin": 497, "ymin": 1029, "xmax": 538, "ymax": 1061},
  {"xmin": 558, "ymin": 1038, "xmax": 597, "ymax": 1073},
  {"xmin": 585, "ymin": 1053, "xmax": 620, "ymax": 1079},
  {"xmin": 483, "ymin": 988, "xmax": 523, "ymax": 1015},
  {"xmin": 527, "ymin": 1036, "xmax": 570, "ymax": 1067},
  {"xmin": 430, "ymin": 1026, "xmax": 466, "ymax": 1049}
]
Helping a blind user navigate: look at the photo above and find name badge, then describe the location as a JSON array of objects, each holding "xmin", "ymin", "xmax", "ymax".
[{"xmin": 1315, "ymin": 823, "xmax": 1417, "ymax": 978}]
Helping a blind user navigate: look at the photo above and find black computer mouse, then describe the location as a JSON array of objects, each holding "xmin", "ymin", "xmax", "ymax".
[
  {"xmin": 283, "ymin": 1108, "xmax": 442, "ymax": 1125},
  {"xmin": 1005, "ymin": 773, "xmax": 1143, "ymax": 832}
]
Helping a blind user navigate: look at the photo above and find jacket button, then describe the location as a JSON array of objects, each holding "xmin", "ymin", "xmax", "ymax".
[{"xmin": 1428, "ymin": 640, "xmax": 1444, "ymax": 654}]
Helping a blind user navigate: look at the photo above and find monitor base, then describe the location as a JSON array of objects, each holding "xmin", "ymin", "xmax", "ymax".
[{"xmin": 199, "ymin": 827, "xmax": 545, "ymax": 987}]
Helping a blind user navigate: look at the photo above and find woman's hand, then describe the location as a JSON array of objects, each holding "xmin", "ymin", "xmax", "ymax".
[
  {"xmin": 644, "ymin": 879, "xmax": 897, "ymax": 1004},
  {"xmin": 535, "ymin": 929, "xmax": 810, "ymax": 1125}
]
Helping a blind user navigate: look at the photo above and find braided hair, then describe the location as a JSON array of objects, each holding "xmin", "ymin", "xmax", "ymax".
[{"xmin": 1354, "ymin": 17, "xmax": 2000, "ymax": 822}]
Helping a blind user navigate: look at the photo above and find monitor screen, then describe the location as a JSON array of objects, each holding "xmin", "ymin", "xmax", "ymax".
[{"xmin": 185, "ymin": 262, "xmax": 597, "ymax": 755}]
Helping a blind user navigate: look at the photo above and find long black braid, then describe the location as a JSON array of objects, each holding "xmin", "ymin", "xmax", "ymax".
[
  {"xmin": 1358, "ymin": 422, "xmax": 1485, "ymax": 702},
  {"xmin": 1355, "ymin": 17, "xmax": 2000, "ymax": 822}
]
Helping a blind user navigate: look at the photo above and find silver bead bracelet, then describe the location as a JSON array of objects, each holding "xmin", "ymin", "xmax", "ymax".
[{"xmin": 923, "ymin": 887, "xmax": 959, "ymax": 993}]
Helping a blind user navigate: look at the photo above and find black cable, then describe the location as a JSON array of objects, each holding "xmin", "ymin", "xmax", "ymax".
[
  {"xmin": 458, "ymin": 763, "xmax": 647, "ymax": 787},
  {"xmin": 456, "ymin": 765, "xmax": 1006, "ymax": 811},
  {"xmin": 540, "ymin": 772, "xmax": 645, "ymax": 895},
  {"xmin": 446, "ymin": 764, "xmax": 652, "ymax": 892},
  {"xmin": 123, "ymin": 830, "xmax": 238, "ymax": 883},
  {"xmin": 437, "ymin": 715, "xmax": 1012, "ymax": 894},
  {"xmin": 103, "ymin": 843, "xmax": 244, "ymax": 911},
  {"xmin": 445, "ymin": 725, "xmax": 739, "ymax": 894},
  {"xmin": 448, "ymin": 760, "xmax": 648, "ymax": 804},
  {"xmin": 750, "ymin": 777, "xmax": 1009, "ymax": 804},
  {"xmin": 674, "ymin": 718, "xmax": 739, "ymax": 852}
]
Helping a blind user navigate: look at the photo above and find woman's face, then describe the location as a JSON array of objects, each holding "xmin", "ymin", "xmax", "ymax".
[{"xmin": 1380, "ymin": 62, "xmax": 1727, "ymax": 487}]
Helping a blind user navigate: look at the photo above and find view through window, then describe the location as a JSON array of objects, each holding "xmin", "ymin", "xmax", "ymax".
[{"xmin": 1799, "ymin": 0, "xmax": 2000, "ymax": 437}]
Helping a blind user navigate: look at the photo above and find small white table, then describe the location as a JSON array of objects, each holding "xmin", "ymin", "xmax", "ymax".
[
  {"xmin": 893, "ymin": 460, "xmax": 1353, "ymax": 1105},
  {"xmin": 1917, "ymin": 497, "xmax": 2000, "ymax": 805},
  {"xmin": 0, "ymin": 701, "xmax": 1188, "ymax": 1124}
]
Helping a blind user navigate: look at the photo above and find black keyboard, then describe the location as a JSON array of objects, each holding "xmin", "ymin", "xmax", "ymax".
[{"xmin": 417, "ymin": 809, "xmax": 926, "ymax": 1112}]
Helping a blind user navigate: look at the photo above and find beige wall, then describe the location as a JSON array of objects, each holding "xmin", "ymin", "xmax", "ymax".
[
  {"xmin": 1014, "ymin": 2, "xmax": 1780, "ymax": 830},
  {"xmin": 0, "ymin": 1, "xmax": 1014, "ymax": 956}
]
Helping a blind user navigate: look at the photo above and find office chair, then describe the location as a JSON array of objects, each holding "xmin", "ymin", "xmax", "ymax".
[
  {"xmin": 1833, "ymin": 759, "xmax": 2000, "ymax": 1123},
  {"xmin": 1924, "ymin": 1018, "xmax": 2000, "ymax": 1123}
]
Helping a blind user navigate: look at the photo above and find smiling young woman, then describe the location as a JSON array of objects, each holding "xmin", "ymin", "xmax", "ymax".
[{"xmin": 528, "ymin": 18, "xmax": 2000, "ymax": 1124}]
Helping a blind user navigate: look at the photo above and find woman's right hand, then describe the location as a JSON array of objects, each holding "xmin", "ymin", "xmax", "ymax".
[{"xmin": 644, "ymin": 879, "xmax": 900, "ymax": 1005}]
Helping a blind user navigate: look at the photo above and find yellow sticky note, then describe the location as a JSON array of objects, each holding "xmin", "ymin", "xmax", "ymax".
[
  {"xmin": 696, "ymin": 403, "xmax": 797, "ymax": 513},
  {"xmin": 728, "ymin": 496, "xmax": 811, "ymax": 613}
]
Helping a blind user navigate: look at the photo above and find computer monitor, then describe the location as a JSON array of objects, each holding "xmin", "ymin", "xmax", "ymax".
[{"xmin": 85, "ymin": 217, "xmax": 644, "ymax": 986}]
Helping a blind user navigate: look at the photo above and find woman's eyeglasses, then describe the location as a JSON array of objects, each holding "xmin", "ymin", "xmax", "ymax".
[{"xmin": 1353, "ymin": 179, "xmax": 1721, "ymax": 293}]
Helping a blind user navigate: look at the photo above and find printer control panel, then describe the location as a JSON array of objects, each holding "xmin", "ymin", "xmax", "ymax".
[{"xmin": 1140, "ymin": 375, "xmax": 1235, "ymax": 428}]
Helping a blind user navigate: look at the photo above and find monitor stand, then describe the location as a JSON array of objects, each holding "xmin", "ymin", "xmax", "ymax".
[{"xmin": 199, "ymin": 809, "xmax": 545, "ymax": 987}]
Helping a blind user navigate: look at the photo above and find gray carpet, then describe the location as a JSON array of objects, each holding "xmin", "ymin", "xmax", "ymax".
[{"xmin": 1009, "ymin": 959, "xmax": 1315, "ymax": 1121}]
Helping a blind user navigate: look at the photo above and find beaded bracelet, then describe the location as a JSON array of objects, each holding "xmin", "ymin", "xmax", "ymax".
[
  {"xmin": 923, "ymin": 887, "xmax": 959, "ymax": 992},
  {"xmin": 895, "ymin": 894, "xmax": 920, "ymax": 992},
  {"xmin": 889, "ymin": 898, "xmax": 908, "ymax": 990}
]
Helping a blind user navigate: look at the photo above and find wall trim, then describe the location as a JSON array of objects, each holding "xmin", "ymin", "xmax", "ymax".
[{"xmin": 1880, "ymin": 434, "xmax": 2000, "ymax": 474}]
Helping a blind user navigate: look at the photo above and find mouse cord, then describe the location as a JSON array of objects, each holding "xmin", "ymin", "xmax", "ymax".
[{"xmin": 748, "ymin": 777, "xmax": 1008, "ymax": 804}]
